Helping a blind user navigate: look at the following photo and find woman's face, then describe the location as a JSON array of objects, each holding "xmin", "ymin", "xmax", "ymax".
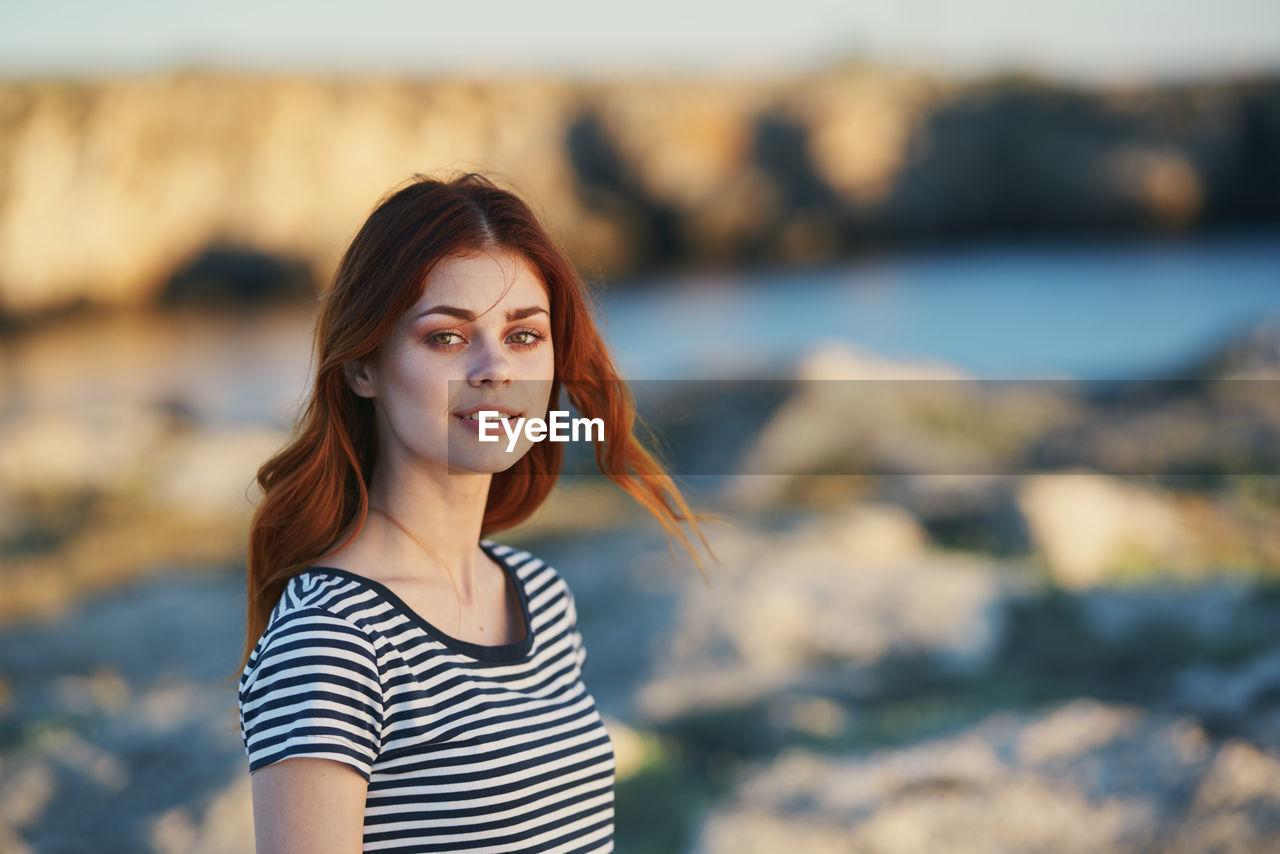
[{"xmin": 344, "ymin": 249, "xmax": 555, "ymax": 475}]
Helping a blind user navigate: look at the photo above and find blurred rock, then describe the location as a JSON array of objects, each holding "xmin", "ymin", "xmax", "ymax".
[
  {"xmin": 795, "ymin": 340, "xmax": 966, "ymax": 383},
  {"xmin": 161, "ymin": 245, "xmax": 316, "ymax": 307},
  {"xmin": 1173, "ymin": 739, "xmax": 1280, "ymax": 854},
  {"xmin": 879, "ymin": 474, "xmax": 1032, "ymax": 556},
  {"xmin": 687, "ymin": 699, "xmax": 1273, "ymax": 854},
  {"xmin": 0, "ymin": 569, "xmax": 251, "ymax": 852},
  {"xmin": 806, "ymin": 501, "xmax": 931, "ymax": 562},
  {"xmin": 1176, "ymin": 314, "xmax": 1280, "ymax": 380},
  {"xmin": 724, "ymin": 341, "xmax": 966, "ymax": 511},
  {"xmin": 0, "ymin": 417, "xmax": 285, "ymax": 622},
  {"xmin": 3, "ymin": 497, "xmax": 1280, "ymax": 851},
  {"xmin": 1108, "ymin": 144, "xmax": 1203, "ymax": 229},
  {"xmin": 1028, "ymin": 375, "xmax": 1280, "ymax": 480},
  {"xmin": 0, "ymin": 73, "xmax": 584, "ymax": 320},
  {"xmin": 0, "ymin": 404, "xmax": 166, "ymax": 495},
  {"xmin": 2, "ymin": 71, "xmax": 1278, "ymax": 323},
  {"xmin": 0, "ymin": 763, "xmax": 53, "ymax": 845},
  {"xmin": 1016, "ymin": 472, "xmax": 1196, "ymax": 588},
  {"xmin": 1015, "ymin": 699, "xmax": 1143, "ymax": 764},
  {"xmin": 725, "ymin": 341, "xmax": 1077, "ymax": 508},
  {"xmin": 636, "ymin": 509, "xmax": 1029, "ymax": 722},
  {"xmin": 1176, "ymin": 649, "xmax": 1280, "ymax": 724},
  {"xmin": 797, "ymin": 73, "xmax": 927, "ymax": 205},
  {"xmin": 150, "ymin": 775, "xmax": 253, "ymax": 854},
  {"xmin": 1076, "ymin": 575, "xmax": 1259, "ymax": 645},
  {"xmin": 142, "ymin": 426, "xmax": 284, "ymax": 518}
]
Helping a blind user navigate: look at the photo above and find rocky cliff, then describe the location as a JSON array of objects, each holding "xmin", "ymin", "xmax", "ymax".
[{"xmin": 1, "ymin": 69, "xmax": 1277, "ymax": 323}]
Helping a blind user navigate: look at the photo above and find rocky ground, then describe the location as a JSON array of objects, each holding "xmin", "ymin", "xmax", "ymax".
[
  {"xmin": 1, "ymin": 319, "xmax": 1278, "ymax": 852},
  {"xmin": 0, "ymin": 564, "xmax": 249, "ymax": 853},
  {"xmin": 3, "ymin": 506, "xmax": 1280, "ymax": 852}
]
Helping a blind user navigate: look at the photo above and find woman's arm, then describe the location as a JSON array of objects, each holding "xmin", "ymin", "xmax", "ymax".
[{"xmin": 251, "ymin": 757, "xmax": 369, "ymax": 854}]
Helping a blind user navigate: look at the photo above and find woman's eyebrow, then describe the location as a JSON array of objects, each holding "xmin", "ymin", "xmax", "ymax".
[{"xmin": 414, "ymin": 305, "xmax": 549, "ymax": 322}]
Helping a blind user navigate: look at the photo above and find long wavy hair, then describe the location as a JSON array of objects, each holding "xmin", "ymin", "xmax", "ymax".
[{"xmin": 238, "ymin": 173, "xmax": 712, "ymax": 674}]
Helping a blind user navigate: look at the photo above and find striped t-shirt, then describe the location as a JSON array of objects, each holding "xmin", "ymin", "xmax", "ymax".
[{"xmin": 238, "ymin": 539, "xmax": 616, "ymax": 853}]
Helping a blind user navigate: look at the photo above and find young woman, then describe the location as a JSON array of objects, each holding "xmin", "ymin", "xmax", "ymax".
[{"xmin": 237, "ymin": 173, "xmax": 709, "ymax": 853}]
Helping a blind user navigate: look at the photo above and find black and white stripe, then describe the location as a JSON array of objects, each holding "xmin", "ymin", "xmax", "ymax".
[{"xmin": 239, "ymin": 540, "xmax": 615, "ymax": 853}]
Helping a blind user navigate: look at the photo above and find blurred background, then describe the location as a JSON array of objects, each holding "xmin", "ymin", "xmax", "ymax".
[{"xmin": 2, "ymin": 1, "xmax": 1280, "ymax": 851}]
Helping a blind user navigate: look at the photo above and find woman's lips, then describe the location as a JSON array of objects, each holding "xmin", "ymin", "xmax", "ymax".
[{"xmin": 452, "ymin": 412, "xmax": 518, "ymax": 432}]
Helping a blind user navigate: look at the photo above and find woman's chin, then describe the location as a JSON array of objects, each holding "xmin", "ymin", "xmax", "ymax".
[{"xmin": 444, "ymin": 450, "xmax": 530, "ymax": 475}]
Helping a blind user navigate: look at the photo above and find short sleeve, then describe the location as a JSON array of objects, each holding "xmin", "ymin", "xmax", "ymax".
[{"xmin": 239, "ymin": 607, "xmax": 384, "ymax": 780}]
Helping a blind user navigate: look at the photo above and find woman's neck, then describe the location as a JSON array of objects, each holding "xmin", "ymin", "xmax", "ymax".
[{"xmin": 346, "ymin": 466, "xmax": 495, "ymax": 600}]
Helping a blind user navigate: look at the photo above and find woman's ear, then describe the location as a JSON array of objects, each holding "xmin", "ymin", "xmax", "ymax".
[{"xmin": 342, "ymin": 358, "xmax": 377, "ymax": 398}]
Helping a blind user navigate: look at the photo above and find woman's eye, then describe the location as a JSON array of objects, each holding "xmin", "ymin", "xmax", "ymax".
[
  {"xmin": 428, "ymin": 328, "xmax": 544, "ymax": 349},
  {"xmin": 509, "ymin": 328, "xmax": 546, "ymax": 347},
  {"xmin": 427, "ymin": 331, "xmax": 464, "ymax": 347}
]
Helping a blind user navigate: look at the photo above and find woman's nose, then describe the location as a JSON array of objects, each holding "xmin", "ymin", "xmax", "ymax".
[{"xmin": 466, "ymin": 335, "xmax": 513, "ymax": 386}]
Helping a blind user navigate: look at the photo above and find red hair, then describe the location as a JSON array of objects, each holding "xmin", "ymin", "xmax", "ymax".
[{"xmin": 238, "ymin": 173, "xmax": 712, "ymax": 674}]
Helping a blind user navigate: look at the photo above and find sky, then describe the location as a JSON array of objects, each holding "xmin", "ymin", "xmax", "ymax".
[{"xmin": 2, "ymin": 0, "xmax": 1280, "ymax": 82}]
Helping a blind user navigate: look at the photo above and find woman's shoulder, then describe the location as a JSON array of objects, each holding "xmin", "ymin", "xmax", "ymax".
[
  {"xmin": 246, "ymin": 570, "xmax": 387, "ymax": 667},
  {"xmin": 482, "ymin": 538, "xmax": 574, "ymax": 596},
  {"xmin": 483, "ymin": 538, "xmax": 585, "ymax": 631},
  {"xmin": 239, "ymin": 581, "xmax": 385, "ymax": 701},
  {"xmin": 269, "ymin": 568, "xmax": 380, "ymax": 625}
]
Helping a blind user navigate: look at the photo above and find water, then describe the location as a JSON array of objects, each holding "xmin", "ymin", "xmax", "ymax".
[
  {"xmin": 599, "ymin": 233, "xmax": 1280, "ymax": 381},
  {"xmin": 2, "ymin": 234, "xmax": 1277, "ymax": 430}
]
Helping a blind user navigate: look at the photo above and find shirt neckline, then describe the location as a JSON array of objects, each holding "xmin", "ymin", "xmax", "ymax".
[{"xmin": 305, "ymin": 539, "xmax": 536, "ymax": 664}]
